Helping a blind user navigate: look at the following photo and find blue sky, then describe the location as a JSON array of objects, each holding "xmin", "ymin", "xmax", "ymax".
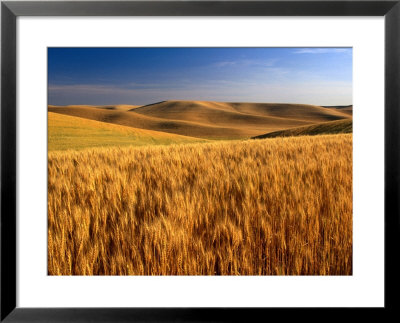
[{"xmin": 48, "ymin": 48, "xmax": 352, "ymax": 106}]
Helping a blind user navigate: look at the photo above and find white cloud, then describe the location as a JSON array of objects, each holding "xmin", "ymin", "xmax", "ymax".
[
  {"xmin": 213, "ymin": 58, "xmax": 278, "ymax": 68},
  {"xmin": 49, "ymin": 84, "xmax": 122, "ymax": 94},
  {"xmin": 214, "ymin": 61, "xmax": 237, "ymax": 67},
  {"xmin": 293, "ymin": 48, "xmax": 351, "ymax": 54}
]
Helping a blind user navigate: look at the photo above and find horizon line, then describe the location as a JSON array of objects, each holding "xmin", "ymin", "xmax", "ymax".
[{"xmin": 47, "ymin": 100, "xmax": 353, "ymax": 107}]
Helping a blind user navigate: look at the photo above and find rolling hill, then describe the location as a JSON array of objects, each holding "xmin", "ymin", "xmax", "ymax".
[
  {"xmin": 252, "ymin": 119, "xmax": 352, "ymax": 139},
  {"xmin": 48, "ymin": 112, "xmax": 206, "ymax": 151},
  {"xmin": 133, "ymin": 100, "xmax": 350, "ymax": 123},
  {"xmin": 49, "ymin": 101, "xmax": 351, "ymax": 140},
  {"xmin": 48, "ymin": 105, "xmax": 247, "ymax": 140},
  {"xmin": 323, "ymin": 105, "xmax": 353, "ymax": 116}
]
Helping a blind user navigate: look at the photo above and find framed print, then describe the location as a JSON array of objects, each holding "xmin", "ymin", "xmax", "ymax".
[{"xmin": 1, "ymin": 0, "xmax": 400, "ymax": 321}]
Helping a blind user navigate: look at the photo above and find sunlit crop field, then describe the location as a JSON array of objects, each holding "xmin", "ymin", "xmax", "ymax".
[{"xmin": 48, "ymin": 134, "xmax": 352, "ymax": 275}]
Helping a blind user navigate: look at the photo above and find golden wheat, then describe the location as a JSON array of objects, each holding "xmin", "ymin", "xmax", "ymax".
[{"xmin": 48, "ymin": 134, "xmax": 352, "ymax": 275}]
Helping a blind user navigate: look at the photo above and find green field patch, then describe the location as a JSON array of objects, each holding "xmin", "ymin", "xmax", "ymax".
[{"xmin": 48, "ymin": 112, "xmax": 206, "ymax": 151}]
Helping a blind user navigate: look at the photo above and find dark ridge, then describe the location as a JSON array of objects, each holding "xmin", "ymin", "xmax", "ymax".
[
  {"xmin": 252, "ymin": 119, "xmax": 352, "ymax": 139},
  {"xmin": 322, "ymin": 105, "xmax": 353, "ymax": 109},
  {"xmin": 131, "ymin": 101, "xmax": 166, "ymax": 111}
]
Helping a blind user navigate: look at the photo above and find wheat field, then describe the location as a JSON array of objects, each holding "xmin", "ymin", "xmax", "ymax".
[{"xmin": 48, "ymin": 134, "xmax": 352, "ymax": 275}]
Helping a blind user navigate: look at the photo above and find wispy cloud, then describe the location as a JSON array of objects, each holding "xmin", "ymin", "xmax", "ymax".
[
  {"xmin": 213, "ymin": 58, "xmax": 277, "ymax": 68},
  {"xmin": 49, "ymin": 84, "xmax": 123, "ymax": 94},
  {"xmin": 48, "ymin": 77, "xmax": 352, "ymax": 106},
  {"xmin": 263, "ymin": 67, "xmax": 290, "ymax": 78},
  {"xmin": 48, "ymin": 82, "xmax": 180, "ymax": 94},
  {"xmin": 293, "ymin": 48, "xmax": 351, "ymax": 54},
  {"xmin": 214, "ymin": 61, "xmax": 237, "ymax": 67}
]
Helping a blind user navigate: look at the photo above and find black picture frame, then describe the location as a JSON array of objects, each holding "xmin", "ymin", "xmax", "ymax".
[{"xmin": 1, "ymin": 0, "xmax": 399, "ymax": 321}]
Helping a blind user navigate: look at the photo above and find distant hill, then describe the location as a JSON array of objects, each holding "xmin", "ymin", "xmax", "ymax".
[
  {"xmin": 48, "ymin": 112, "xmax": 206, "ymax": 151},
  {"xmin": 322, "ymin": 105, "xmax": 353, "ymax": 116},
  {"xmin": 133, "ymin": 100, "xmax": 350, "ymax": 124},
  {"xmin": 49, "ymin": 100, "xmax": 351, "ymax": 140},
  {"xmin": 252, "ymin": 119, "xmax": 352, "ymax": 139},
  {"xmin": 48, "ymin": 104, "xmax": 140, "ymax": 111}
]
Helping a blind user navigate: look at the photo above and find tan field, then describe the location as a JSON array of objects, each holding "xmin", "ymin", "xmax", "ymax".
[
  {"xmin": 49, "ymin": 101, "xmax": 351, "ymax": 140},
  {"xmin": 48, "ymin": 134, "xmax": 352, "ymax": 275}
]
